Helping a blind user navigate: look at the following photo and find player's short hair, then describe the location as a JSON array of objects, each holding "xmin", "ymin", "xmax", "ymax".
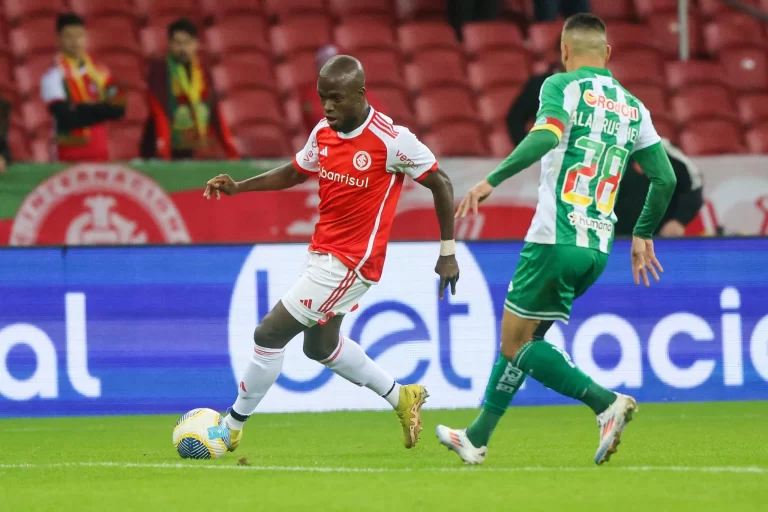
[
  {"xmin": 56, "ymin": 12, "xmax": 85, "ymax": 33},
  {"xmin": 563, "ymin": 13, "xmax": 606, "ymax": 35},
  {"xmin": 167, "ymin": 18, "xmax": 198, "ymax": 39}
]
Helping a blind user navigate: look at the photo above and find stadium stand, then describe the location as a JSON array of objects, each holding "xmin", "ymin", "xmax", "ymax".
[
  {"xmin": 3, "ymin": 0, "xmax": 767, "ymax": 160},
  {"xmin": 395, "ymin": 0, "xmax": 447, "ymax": 22},
  {"xmin": 68, "ymin": 0, "xmax": 139, "ymax": 20},
  {"xmin": 680, "ymin": 119, "xmax": 745, "ymax": 155},
  {"xmin": 746, "ymin": 124, "xmax": 768, "ymax": 152},
  {"xmin": 462, "ymin": 21, "xmax": 525, "ymax": 58},
  {"xmin": 200, "ymin": 0, "xmax": 263, "ymax": 21},
  {"xmin": 263, "ymin": 0, "xmax": 326, "ymax": 23},
  {"xmin": 358, "ymin": 49, "xmax": 406, "ymax": 89},
  {"xmin": 405, "ymin": 49, "xmax": 470, "ymax": 93},
  {"xmin": 468, "ymin": 53, "xmax": 531, "ymax": 93},
  {"xmin": 478, "ymin": 86, "xmax": 523, "ymax": 130},
  {"xmin": 398, "ymin": 22, "xmax": 460, "ymax": 57},
  {"xmin": 212, "ymin": 53, "xmax": 277, "ymax": 94},
  {"xmin": 423, "ymin": 122, "xmax": 488, "ymax": 156},
  {"xmin": 3, "ymin": 0, "xmax": 64, "ymax": 25},
  {"xmin": 275, "ymin": 53, "xmax": 318, "ymax": 96},
  {"xmin": 205, "ymin": 16, "xmax": 270, "ymax": 60},
  {"xmin": 671, "ymin": 84, "xmax": 739, "ymax": 125},
  {"xmin": 334, "ymin": 21, "xmax": 397, "ymax": 52},
  {"xmin": 329, "ymin": 0, "xmax": 394, "ymax": 20},
  {"xmin": 738, "ymin": 94, "xmax": 768, "ymax": 126},
  {"xmin": 590, "ymin": 0, "xmax": 636, "ymax": 21}
]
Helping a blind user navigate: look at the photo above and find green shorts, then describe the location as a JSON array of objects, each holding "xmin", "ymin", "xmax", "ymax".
[{"xmin": 505, "ymin": 242, "xmax": 609, "ymax": 323}]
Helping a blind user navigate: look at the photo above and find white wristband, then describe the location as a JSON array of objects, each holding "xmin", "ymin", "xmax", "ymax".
[{"xmin": 440, "ymin": 239, "xmax": 456, "ymax": 257}]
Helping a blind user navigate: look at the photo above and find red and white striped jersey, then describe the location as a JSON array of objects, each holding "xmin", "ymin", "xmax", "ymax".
[{"xmin": 292, "ymin": 108, "xmax": 438, "ymax": 283}]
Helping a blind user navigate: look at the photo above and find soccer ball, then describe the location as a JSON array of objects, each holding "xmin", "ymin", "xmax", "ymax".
[{"xmin": 172, "ymin": 408, "xmax": 231, "ymax": 459}]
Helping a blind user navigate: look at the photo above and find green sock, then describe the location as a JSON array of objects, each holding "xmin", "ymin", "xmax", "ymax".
[
  {"xmin": 513, "ymin": 340, "xmax": 616, "ymax": 414},
  {"xmin": 466, "ymin": 354, "xmax": 526, "ymax": 447}
]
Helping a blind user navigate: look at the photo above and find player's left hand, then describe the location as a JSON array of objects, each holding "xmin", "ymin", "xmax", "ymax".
[
  {"xmin": 631, "ymin": 236, "xmax": 663, "ymax": 287},
  {"xmin": 455, "ymin": 180, "xmax": 493, "ymax": 218},
  {"xmin": 435, "ymin": 255, "xmax": 459, "ymax": 299},
  {"xmin": 204, "ymin": 174, "xmax": 239, "ymax": 200}
]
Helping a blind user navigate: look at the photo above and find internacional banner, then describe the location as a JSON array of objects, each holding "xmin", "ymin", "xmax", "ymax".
[{"xmin": 0, "ymin": 156, "xmax": 766, "ymax": 246}]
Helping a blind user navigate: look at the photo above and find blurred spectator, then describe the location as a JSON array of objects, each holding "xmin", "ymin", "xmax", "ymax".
[
  {"xmin": 297, "ymin": 45, "xmax": 385, "ymax": 133},
  {"xmin": 533, "ymin": 0, "xmax": 591, "ymax": 22},
  {"xmin": 447, "ymin": 0, "xmax": 500, "ymax": 40},
  {"xmin": 506, "ymin": 61, "xmax": 562, "ymax": 146},
  {"xmin": 614, "ymin": 138, "xmax": 704, "ymax": 238},
  {"xmin": 141, "ymin": 18, "xmax": 240, "ymax": 161},
  {"xmin": 41, "ymin": 13, "xmax": 126, "ymax": 162}
]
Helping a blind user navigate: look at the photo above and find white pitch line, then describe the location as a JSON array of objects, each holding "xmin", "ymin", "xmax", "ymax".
[{"xmin": 0, "ymin": 462, "xmax": 765, "ymax": 474}]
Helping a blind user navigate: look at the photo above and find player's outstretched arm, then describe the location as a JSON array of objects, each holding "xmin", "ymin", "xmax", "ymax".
[
  {"xmin": 456, "ymin": 130, "xmax": 559, "ymax": 218},
  {"xmin": 204, "ymin": 162, "xmax": 309, "ymax": 199},
  {"xmin": 629, "ymin": 142, "xmax": 678, "ymax": 287},
  {"xmin": 419, "ymin": 167, "xmax": 460, "ymax": 299}
]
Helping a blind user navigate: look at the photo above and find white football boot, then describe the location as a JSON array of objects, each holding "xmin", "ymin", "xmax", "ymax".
[
  {"xmin": 594, "ymin": 393, "xmax": 638, "ymax": 465},
  {"xmin": 436, "ymin": 425, "xmax": 487, "ymax": 465}
]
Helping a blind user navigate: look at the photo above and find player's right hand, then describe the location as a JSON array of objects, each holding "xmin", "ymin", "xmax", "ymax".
[
  {"xmin": 455, "ymin": 180, "xmax": 493, "ymax": 218},
  {"xmin": 435, "ymin": 255, "xmax": 459, "ymax": 300},
  {"xmin": 204, "ymin": 174, "xmax": 239, "ymax": 200},
  {"xmin": 631, "ymin": 236, "xmax": 663, "ymax": 287}
]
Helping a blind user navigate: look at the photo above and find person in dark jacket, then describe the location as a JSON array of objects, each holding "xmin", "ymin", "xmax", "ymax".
[
  {"xmin": 533, "ymin": 0, "xmax": 591, "ymax": 22},
  {"xmin": 614, "ymin": 138, "xmax": 704, "ymax": 238},
  {"xmin": 447, "ymin": 0, "xmax": 500, "ymax": 40},
  {"xmin": 506, "ymin": 62, "xmax": 561, "ymax": 146},
  {"xmin": 141, "ymin": 18, "xmax": 239, "ymax": 160}
]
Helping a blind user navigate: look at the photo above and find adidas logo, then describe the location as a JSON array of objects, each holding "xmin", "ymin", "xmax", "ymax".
[
  {"xmin": 300, "ymin": 299, "xmax": 313, "ymax": 308},
  {"xmin": 320, "ymin": 146, "xmax": 328, "ymax": 157}
]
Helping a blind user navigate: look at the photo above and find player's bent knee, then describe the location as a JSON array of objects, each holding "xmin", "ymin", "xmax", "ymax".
[
  {"xmin": 301, "ymin": 314, "xmax": 344, "ymax": 361},
  {"xmin": 302, "ymin": 330, "xmax": 340, "ymax": 361},
  {"xmin": 253, "ymin": 302, "xmax": 306, "ymax": 349},
  {"xmin": 253, "ymin": 324, "xmax": 284, "ymax": 349},
  {"xmin": 500, "ymin": 310, "xmax": 541, "ymax": 360},
  {"xmin": 302, "ymin": 341, "xmax": 330, "ymax": 361},
  {"xmin": 500, "ymin": 338, "xmax": 525, "ymax": 360}
]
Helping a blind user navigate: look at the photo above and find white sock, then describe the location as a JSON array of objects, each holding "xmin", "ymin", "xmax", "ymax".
[
  {"xmin": 225, "ymin": 345, "xmax": 285, "ymax": 429},
  {"xmin": 321, "ymin": 335, "xmax": 402, "ymax": 408}
]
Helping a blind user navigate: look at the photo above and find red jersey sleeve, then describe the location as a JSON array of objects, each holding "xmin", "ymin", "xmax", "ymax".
[
  {"xmin": 385, "ymin": 126, "xmax": 439, "ymax": 182},
  {"xmin": 293, "ymin": 120, "xmax": 327, "ymax": 175}
]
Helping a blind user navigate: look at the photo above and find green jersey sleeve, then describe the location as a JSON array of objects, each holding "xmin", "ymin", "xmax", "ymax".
[
  {"xmin": 485, "ymin": 130, "xmax": 560, "ymax": 187},
  {"xmin": 529, "ymin": 74, "xmax": 579, "ymax": 142},
  {"xmin": 631, "ymin": 142, "xmax": 678, "ymax": 238},
  {"xmin": 632, "ymin": 102, "xmax": 662, "ymax": 153}
]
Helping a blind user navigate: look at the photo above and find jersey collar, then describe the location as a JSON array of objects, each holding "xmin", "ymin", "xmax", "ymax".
[
  {"xmin": 337, "ymin": 106, "xmax": 375, "ymax": 139},
  {"xmin": 580, "ymin": 66, "xmax": 612, "ymax": 76}
]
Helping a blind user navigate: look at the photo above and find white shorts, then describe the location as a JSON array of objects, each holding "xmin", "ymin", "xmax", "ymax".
[{"xmin": 281, "ymin": 252, "xmax": 370, "ymax": 327}]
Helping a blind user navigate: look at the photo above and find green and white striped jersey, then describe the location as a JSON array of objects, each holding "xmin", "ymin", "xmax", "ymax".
[{"xmin": 526, "ymin": 66, "xmax": 661, "ymax": 253}]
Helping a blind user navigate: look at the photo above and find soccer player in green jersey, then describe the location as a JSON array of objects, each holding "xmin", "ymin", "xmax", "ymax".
[{"xmin": 437, "ymin": 13, "xmax": 677, "ymax": 465}]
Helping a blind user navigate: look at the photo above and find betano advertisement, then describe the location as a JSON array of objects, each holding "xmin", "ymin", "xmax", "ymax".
[{"xmin": 1, "ymin": 239, "xmax": 767, "ymax": 418}]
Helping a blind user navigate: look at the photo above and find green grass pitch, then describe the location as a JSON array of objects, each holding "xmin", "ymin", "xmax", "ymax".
[{"xmin": 1, "ymin": 401, "xmax": 767, "ymax": 511}]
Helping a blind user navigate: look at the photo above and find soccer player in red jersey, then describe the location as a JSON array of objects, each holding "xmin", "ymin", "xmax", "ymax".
[{"xmin": 204, "ymin": 56, "xmax": 459, "ymax": 451}]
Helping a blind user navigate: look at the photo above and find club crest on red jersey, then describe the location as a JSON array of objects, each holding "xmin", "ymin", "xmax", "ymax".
[{"xmin": 353, "ymin": 151, "xmax": 372, "ymax": 171}]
